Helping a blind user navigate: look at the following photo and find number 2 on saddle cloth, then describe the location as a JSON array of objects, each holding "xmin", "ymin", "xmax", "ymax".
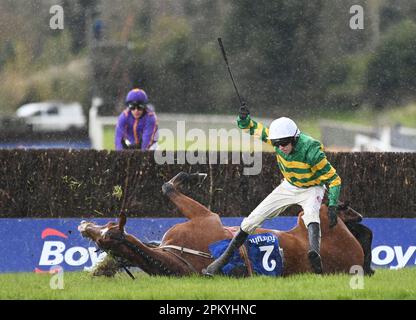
[{"xmin": 208, "ymin": 233, "xmax": 284, "ymax": 277}]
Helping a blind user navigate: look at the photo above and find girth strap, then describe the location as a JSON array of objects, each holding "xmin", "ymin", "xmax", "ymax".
[
  {"xmin": 161, "ymin": 248, "xmax": 199, "ymax": 274},
  {"xmin": 159, "ymin": 245, "xmax": 213, "ymax": 259}
]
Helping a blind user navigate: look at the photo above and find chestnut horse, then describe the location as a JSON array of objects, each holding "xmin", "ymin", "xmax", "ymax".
[{"xmin": 78, "ymin": 172, "xmax": 373, "ymax": 277}]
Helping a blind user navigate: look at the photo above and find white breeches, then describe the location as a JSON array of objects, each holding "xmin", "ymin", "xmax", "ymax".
[{"xmin": 241, "ymin": 180, "xmax": 325, "ymax": 234}]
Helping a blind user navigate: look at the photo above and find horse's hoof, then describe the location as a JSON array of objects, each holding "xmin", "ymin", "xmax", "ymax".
[
  {"xmin": 162, "ymin": 182, "xmax": 175, "ymax": 195},
  {"xmin": 308, "ymin": 250, "xmax": 323, "ymax": 274},
  {"xmin": 172, "ymin": 172, "xmax": 190, "ymax": 185},
  {"xmin": 364, "ymin": 268, "xmax": 376, "ymax": 277},
  {"xmin": 189, "ymin": 173, "xmax": 207, "ymax": 186}
]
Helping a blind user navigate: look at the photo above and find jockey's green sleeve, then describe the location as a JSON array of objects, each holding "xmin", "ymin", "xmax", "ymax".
[
  {"xmin": 237, "ymin": 115, "xmax": 272, "ymax": 146},
  {"xmin": 237, "ymin": 115, "xmax": 342, "ymax": 206}
]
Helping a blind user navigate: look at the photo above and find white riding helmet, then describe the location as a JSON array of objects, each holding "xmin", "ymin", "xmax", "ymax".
[{"xmin": 268, "ymin": 117, "xmax": 300, "ymax": 140}]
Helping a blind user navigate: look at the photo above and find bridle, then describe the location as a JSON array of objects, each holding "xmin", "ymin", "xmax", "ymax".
[
  {"xmin": 97, "ymin": 227, "xmax": 254, "ymax": 278},
  {"xmin": 101, "ymin": 230, "xmax": 207, "ymax": 278}
]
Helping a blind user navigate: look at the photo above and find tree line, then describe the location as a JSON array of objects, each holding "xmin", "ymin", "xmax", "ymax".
[{"xmin": 0, "ymin": 0, "xmax": 415, "ymax": 117}]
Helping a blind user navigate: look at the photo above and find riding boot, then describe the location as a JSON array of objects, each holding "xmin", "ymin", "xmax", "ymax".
[
  {"xmin": 203, "ymin": 230, "xmax": 249, "ymax": 276},
  {"xmin": 307, "ymin": 222, "xmax": 323, "ymax": 274}
]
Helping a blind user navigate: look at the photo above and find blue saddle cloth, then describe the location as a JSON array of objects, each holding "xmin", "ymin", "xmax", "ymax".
[{"xmin": 208, "ymin": 233, "xmax": 284, "ymax": 276}]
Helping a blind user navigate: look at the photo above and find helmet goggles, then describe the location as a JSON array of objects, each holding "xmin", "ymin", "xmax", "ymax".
[
  {"xmin": 128, "ymin": 102, "xmax": 146, "ymax": 111},
  {"xmin": 271, "ymin": 137, "xmax": 294, "ymax": 147}
]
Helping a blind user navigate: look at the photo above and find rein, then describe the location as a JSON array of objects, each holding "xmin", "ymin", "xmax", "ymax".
[
  {"xmin": 103, "ymin": 229, "xmax": 256, "ymax": 277},
  {"xmin": 94, "ymin": 243, "xmax": 136, "ymax": 279},
  {"xmin": 104, "ymin": 231, "xmax": 215, "ymax": 276},
  {"xmin": 121, "ymin": 265, "xmax": 135, "ymax": 280}
]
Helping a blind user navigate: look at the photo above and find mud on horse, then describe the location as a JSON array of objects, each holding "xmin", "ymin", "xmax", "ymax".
[{"xmin": 78, "ymin": 172, "xmax": 374, "ymax": 277}]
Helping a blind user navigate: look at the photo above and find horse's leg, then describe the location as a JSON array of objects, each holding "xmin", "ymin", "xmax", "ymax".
[
  {"xmin": 162, "ymin": 172, "xmax": 212, "ymax": 220},
  {"xmin": 345, "ymin": 222, "xmax": 375, "ymax": 276}
]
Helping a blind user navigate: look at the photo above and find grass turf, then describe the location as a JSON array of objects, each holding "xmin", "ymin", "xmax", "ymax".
[{"xmin": 0, "ymin": 268, "xmax": 415, "ymax": 300}]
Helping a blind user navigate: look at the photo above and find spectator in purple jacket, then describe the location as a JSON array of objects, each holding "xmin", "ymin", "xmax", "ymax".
[{"xmin": 115, "ymin": 88, "xmax": 159, "ymax": 150}]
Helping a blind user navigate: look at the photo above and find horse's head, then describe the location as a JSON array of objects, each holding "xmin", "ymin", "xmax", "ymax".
[
  {"xmin": 337, "ymin": 202, "xmax": 363, "ymax": 224},
  {"xmin": 78, "ymin": 212, "xmax": 127, "ymax": 251},
  {"xmin": 79, "ymin": 213, "xmax": 192, "ymax": 277}
]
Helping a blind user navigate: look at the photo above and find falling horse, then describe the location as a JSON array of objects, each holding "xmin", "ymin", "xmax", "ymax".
[{"xmin": 78, "ymin": 172, "xmax": 374, "ymax": 277}]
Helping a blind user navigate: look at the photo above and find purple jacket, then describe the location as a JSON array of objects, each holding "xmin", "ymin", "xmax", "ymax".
[{"xmin": 115, "ymin": 106, "xmax": 159, "ymax": 150}]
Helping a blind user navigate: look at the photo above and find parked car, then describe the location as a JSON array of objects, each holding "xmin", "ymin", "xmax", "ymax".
[{"xmin": 16, "ymin": 101, "xmax": 86, "ymax": 132}]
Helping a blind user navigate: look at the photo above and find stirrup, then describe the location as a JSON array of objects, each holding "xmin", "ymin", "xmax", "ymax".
[
  {"xmin": 202, "ymin": 268, "xmax": 214, "ymax": 277},
  {"xmin": 202, "ymin": 262, "xmax": 221, "ymax": 277}
]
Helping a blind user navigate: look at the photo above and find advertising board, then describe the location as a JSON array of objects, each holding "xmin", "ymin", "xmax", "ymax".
[{"xmin": 0, "ymin": 217, "xmax": 414, "ymax": 273}]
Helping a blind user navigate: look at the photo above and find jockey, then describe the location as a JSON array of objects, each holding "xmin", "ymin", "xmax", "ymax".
[
  {"xmin": 115, "ymin": 88, "xmax": 159, "ymax": 151},
  {"xmin": 204, "ymin": 105, "xmax": 341, "ymax": 276}
]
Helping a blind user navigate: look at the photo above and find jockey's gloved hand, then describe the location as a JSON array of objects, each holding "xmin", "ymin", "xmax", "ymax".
[
  {"xmin": 239, "ymin": 103, "xmax": 250, "ymax": 120},
  {"xmin": 328, "ymin": 205, "xmax": 338, "ymax": 228}
]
